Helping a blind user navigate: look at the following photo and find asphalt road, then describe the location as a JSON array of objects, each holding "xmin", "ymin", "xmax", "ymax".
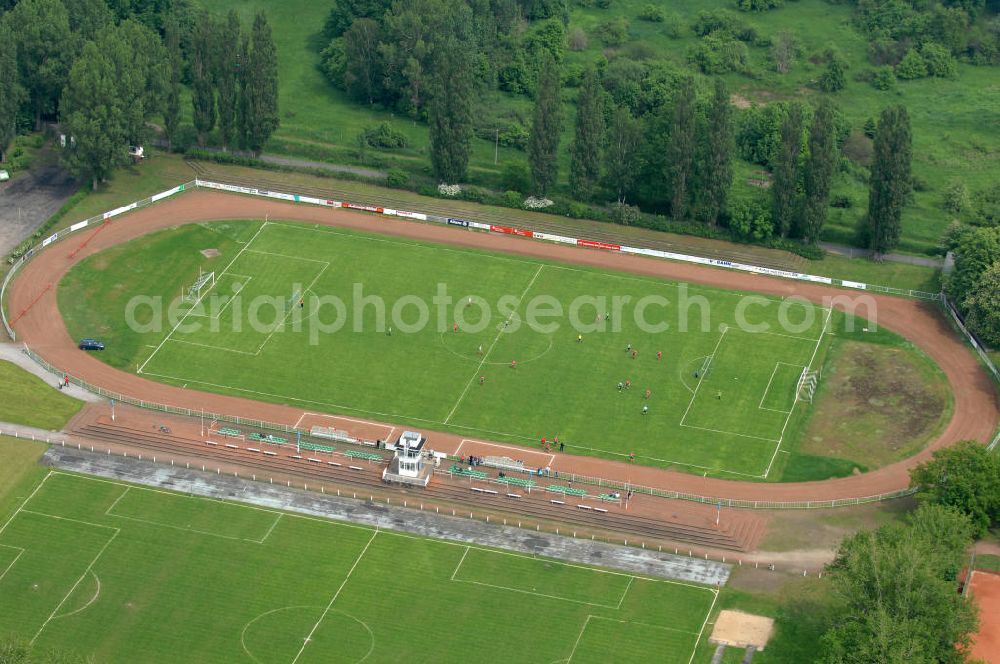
[{"xmin": 0, "ymin": 164, "xmax": 77, "ymax": 258}]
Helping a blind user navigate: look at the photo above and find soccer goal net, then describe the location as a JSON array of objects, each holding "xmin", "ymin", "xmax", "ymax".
[
  {"xmin": 796, "ymin": 368, "xmax": 820, "ymax": 403},
  {"xmin": 184, "ymin": 271, "xmax": 216, "ymax": 303}
]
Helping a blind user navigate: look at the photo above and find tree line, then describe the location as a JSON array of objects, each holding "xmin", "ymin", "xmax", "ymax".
[
  {"xmin": 803, "ymin": 439, "xmax": 999, "ymax": 662},
  {"xmin": 0, "ymin": 0, "xmax": 279, "ymax": 190}
]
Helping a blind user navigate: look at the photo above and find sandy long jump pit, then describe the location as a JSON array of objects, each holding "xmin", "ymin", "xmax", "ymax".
[{"xmin": 709, "ymin": 610, "xmax": 774, "ymax": 650}]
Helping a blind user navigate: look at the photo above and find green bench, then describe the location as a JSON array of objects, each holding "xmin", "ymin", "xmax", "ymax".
[
  {"xmin": 299, "ymin": 441, "xmax": 335, "ymax": 454},
  {"xmin": 449, "ymin": 464, "xmax": 488, "ymax": 480},
  {"xmin": 249, "ymin": 432, "xmax": 288, "ymax": 445},
  {"xmin": 345, "ymin": 449, "xmax": 383, "ymax": 462},
  {"xmin": 497, "ymin": 476, "xmax": 536, "ymax": 489},
  {"xmin": 218, "ymin": 427, "xmax": 241, "ymax": 437},
  {"xmin": 598, "ymin": 493, "xmax": 621, "ymax": 502},
  {"xmin": 546, "ymin": 485, "xmax": 587, "ymax": 497}
]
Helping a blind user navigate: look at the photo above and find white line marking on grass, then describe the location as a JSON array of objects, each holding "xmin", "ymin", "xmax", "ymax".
[
  {"xmin": 450, "ymin": 546, "xmax": 470, "ymax": 581},
  {"xmin": 186, "ymin": 276, "xmax": 254, "ymax": 321},
  {"xmin": 452, "ymin": 577, "xmax": 625, "ymax": 609},
  {"xmin": 616, "ymin": 575, "xmax": 635, "ymax": 609},
  {"xmin": 139, "ymin": 220, "xmax": 269, "ymax": 374},
  {"xmin": 167, "ymin": 338, "xmax": 258, "ymax": 355},
  {"xmin": 0, "ymin": 545, "xmax": 25, "ymax": 583},
  {"xmin": 677, "ymin": 424, "xmax": 779, "ymax": 444},
  {"xmin": 291, "ymin": 528, "xmax": 379, "ymax": 664},
  {"xmin": 104, "ymin": 487, "xmax": 130, "ymax": 516},
  {"xmin": 455, "ymin": 439, "xmax": 555, "ymax": 467},
  {"xmin": 444, "ymin": 265, "xmax": 544, "ymax": 424},
  {"xmin": 32, "ymin": 529, "xmax": 119, "ymax": 644},
  {"xmin": 258, "ymin": 514, "xmax": 282, "ymax": 544},
  {"xmin": 688, "ymin": 589, "xmax": 720, "ymax": 664},
  {"xmin": 104, "ymin": 510, "xmax": 262, "ymax": 543},
  {"xmin": 762, "ymin": 307, "xmax": 833, "ymax": 479},
  {"xmin": 757, "ymin": 362, "xmax": 805, "ymax": 413},
  {"xmin": 245, "ymin": 249, "xmax": 330, "ymax": 264},
  {"xmin": 566, "ymin": 615, "xmax": 592, "ymax": 663},
  {"xmin": 53, "ymin": 570, "xmax": 101, "ymax": 620},
  {"xmin": 0, "ymin": 472, "xmax": 52, "ymax": 538},
  {"xmin": 254, "ymin": 262, "xmax": 330, "ymax": 356},
  {"xmin": 678, "ymin": 326, "xmax": 728, "ymax": 428}
]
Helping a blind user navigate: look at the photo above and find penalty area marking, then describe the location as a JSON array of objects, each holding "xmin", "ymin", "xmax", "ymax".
[
  {"xmin": 454, "ymin": 439, "xmax": 555, "ymax": 468},
  {"xmin": 293, "ymin": 412, "xmax": 395, "ymax": 442},
  {"xmin": 758, "ymin": 362, "xmax": 806, "ymax": 414},
  {"xmin": 0, "ymin": 544, "xmax": 25, "ymax": 584},
  {"xmin": 52, "ymin": 570, "xmax": 101, "ymax": 620}
]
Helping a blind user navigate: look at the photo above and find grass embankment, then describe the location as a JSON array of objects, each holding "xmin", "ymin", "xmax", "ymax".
[{"xmin": 0, "ymin": 360, "xmax": 83, "ymax": 431}]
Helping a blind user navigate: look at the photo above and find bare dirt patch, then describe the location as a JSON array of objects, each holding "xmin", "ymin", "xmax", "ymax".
[
  {"xmin": 730, "ymin": 93, "xmax": 752, "ymax": 109},
  {"xmin": 200, "ymin": 248, "xmax": 220, "ymax": 258},
  {"xmin": 802, "ymin": 340, "xmax": 949, "ymax": 469}
]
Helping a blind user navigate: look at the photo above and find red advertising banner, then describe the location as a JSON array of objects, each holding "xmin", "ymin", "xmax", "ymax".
[
  {"xmin": 490, "ymin": 225, "xmax": 534, "ymax": 238},
  {"xmin": 576, "ymin": 239, "xmax": 621, "ymax": 251},
  {"xmin": 342, "ymin": 202, "xmax": 385, "ymax": 213}
]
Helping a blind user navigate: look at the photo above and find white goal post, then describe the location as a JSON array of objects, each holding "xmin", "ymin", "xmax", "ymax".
[{"xmin": 183, "ymin": 270, "xmax": 216, "ymax": 303}]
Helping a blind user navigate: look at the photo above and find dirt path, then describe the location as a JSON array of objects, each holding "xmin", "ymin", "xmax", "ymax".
[{"xmin": 7, "ymin": 190, "xmax": 998, "ymax": 504}]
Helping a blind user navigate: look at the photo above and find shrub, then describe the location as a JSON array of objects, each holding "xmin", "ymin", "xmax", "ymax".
[
  {"xmin": 362, "ymin": 122, "xmax": 409, "ymax": 149},
  {"xmin": 501, "ymin": 190, "xmax": 523, "ymax": 208},
  {"xmin": 921, "ymin": 42, "xmax": 958, "ymax": 78},
  {"xmin": 817, "ymin": 57, "xmax": 846, "ymax": 92},
  {"xmin": 870, "ymin": 66, "xmax": 896, "ymax": 90},
  {"xmin": 386, "ymin": 169, "xmax": 409, "ymax": 188},
  {"xmin": 610, "ymin": 201, "xmax": 641, "ymax": 225},
  {"xmin": 638, "ymin": 4, "xmax": 665, "ymax": 21},
  {"xmin": 595, "ymin": 17, "xmax": 630, "ymax": 46},
  {"xmin": 895, "ymin": 48, "xmax": 928, "ymax": 79},
  {"xmin": 691, "ymin": 9, "xmax": 739, "ymax": 37},
  {"xmin": 687, "ymin": 34, "xmax": 749, "ymax": 74},
  {"xmin": 501, "ymin": 161, "xmax": 532, "ymax": 193},
  {"xmin": 568, "ymin": 27, "xmax": 588, "ymax": 51},
  {"xmin": 737, "ymin": 0, "xmax": 783, "ymax": 11},
  {"xmin": 830, "ymin": 194, "xmax": 853, "ymax": 209}
]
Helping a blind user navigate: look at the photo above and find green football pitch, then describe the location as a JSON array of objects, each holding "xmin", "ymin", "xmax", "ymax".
[
  {"xmin": 62, "ymin": 219, "xmax": 848, "ymax": 478},
  {"xmin": 0, "ymin": 471, "xmax": 717, "ymax": 663}
]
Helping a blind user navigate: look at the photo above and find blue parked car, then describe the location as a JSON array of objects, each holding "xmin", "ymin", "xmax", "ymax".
[{"xmin": 78, "ymin": 339, "xmax": 105, "ymax": 351}]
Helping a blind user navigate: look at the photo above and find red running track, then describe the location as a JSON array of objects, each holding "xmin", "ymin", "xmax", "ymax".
[{"xmin": 7, "ymin": 190, "xmax": 999, "ymax": 504}]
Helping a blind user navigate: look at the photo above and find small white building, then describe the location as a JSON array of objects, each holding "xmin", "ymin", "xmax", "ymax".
[{"xmin": 382, "ymin": 431, "xmax": 433, "ymax": 487}]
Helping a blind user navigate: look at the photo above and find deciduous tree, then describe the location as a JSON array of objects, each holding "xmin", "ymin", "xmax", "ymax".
[
  {"xmin": 569, "ymin": 67, "xmax": 604, "ymax": 201},
  {"xmin": 0, "ymin": 22, "xmax": 25, "ymax": 163},
  {"xmin": 603, "ymin": 106, "xmax": 642, "ymax": 204},
  {"xmin": 771, "ymin": 102, "xmax": 802, "ymax": 237},
  {"xmin": 216, "ymin": 10, "xmax": 242, "ymax": 150},
  {"xmin": 698, "ymin": 78, "xmax": 733, "ymax": 227},
  {"xmin": 665, "ymin": 76, "xmax": 697, "ymax": 219},
  {"xmin": 910, "ymin": 440, "xmax": 1000, "ymax": 536},
  {"xmin": 867, "ymin": 105, "xmax": 912, "ymax": 256},
  {"xmin": 244, "ymin": 11, "xmax": 280, "ymax": 155},
  {"xmin": 428, "ymin": 37, "xmax": 473, "ymax": 182},
  {"xmin": 528, "ymin": 51, "xmax": 562, "ymax": 195},
  {"xmin": 963, "ymin": 261, "xmax": 1000, "ymax": 347},
  {"xmin": 61, "ymin": 42, "xmax": 127, "ymax": 190},
  {"xmin": 801, "ymin": 99, "xmax": 837, "ymax": 242},
  {"xmin": 4, "ymin": 0, "xmax": 75, "ymax": 129}
]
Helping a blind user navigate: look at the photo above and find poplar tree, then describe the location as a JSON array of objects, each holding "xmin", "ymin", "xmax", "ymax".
[
  {"xmin": 528, "ymin": 51, "xmax": 563, "ymax": 196},
  {"xmin": 245, "ymin": 11, "xmax": 280, "ymax": 155},
  {"xmin": 801, "ymin": 99, "xmax": 837, "ymax": 243},
  {"xmin": 603, "ymin": 106, "xmax": 642, "ymax": 204},
  {"xmin": 699, "ymin": 78, "xmax": 733, "ymax": 227},
  {"xmin": 0, "ymin": 22, "xmax": 25, "ymax": 163},
  {"xmin": 4, "ymin": 0, "xmax": 74, "ymax": 130},
  {"xmin": 569, "ymin": 67, "xmax": 604, "ymax": 201},
  {"xmin": 162, "ymin": 14, "xmax": 183, "ymax": 152},
  {"xmin": 771, "ymin": 103, "xmax": 803, "ymax": 237},
  {"xmin": 867, "ymin": 105, "xmax": 912, "ymax": 257},
  {"xmin": 665, "ymin": 77, "xmax": 697, "ymax": 219},
  {"xmin": 428, "ymin": 36, "xmax": 473, "ymax": 182},
  {"xmin": 191, "ymin": 16, "xmax": 217, "ymax": 146},
  {"xmin": 216, "ymin": 10, "xmax": 242, "ymax": 150}
]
